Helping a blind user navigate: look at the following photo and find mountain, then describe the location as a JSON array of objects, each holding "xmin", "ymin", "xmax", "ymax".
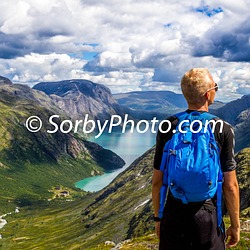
[
  {"xmin": 0, "ymin": 76, "xmax": 12, "ymax": 85},
  {"xmin": 213, "ymin": 94, "xmax": 250, "ymax": 125},
  {"xmin": 0, "ymin": 77, "xmax": 249, "ymax": 249},
  {"xmin": 209, "ymin": 100, "xmax": 225, "ymax": 110},
  {"xmin": 0, "ymin": 78, "xmax": 125, "ymax": 212},
  {"xmin": 234, "ymin": 108, "xmax": 250, "ymax": 152},
  {"xmin": 0, "ymin": 147, "xmax": 155, "ymax": 249},
  {"xmin": 114, "ymin": 91, "xmax": 225, "ymax": 120},
  {"xmin": 33, "ymin": 79, "xmax": 123, "ymax": 123},
  {"xmin": 212, "ymin": 94, "xmax": 250, "ymax": 152},
  {"xmin": 114, "ymin": 91, "xmax": 186, "ymax": 119}
]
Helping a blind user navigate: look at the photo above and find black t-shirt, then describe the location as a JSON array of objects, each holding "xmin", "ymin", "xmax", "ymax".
[{"xmin": 153, "ymin": 110, "xmax": 237, "ymax": 172}]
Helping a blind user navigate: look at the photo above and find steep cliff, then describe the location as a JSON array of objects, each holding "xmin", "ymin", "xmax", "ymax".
[{"xmin": 33, "ymin": 79, "xmax": 123, "ymax": 123}]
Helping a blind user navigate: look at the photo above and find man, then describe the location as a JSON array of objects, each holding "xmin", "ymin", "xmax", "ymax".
[{"xmin": 152, "ymin": 68, "xmax": 240, "ymax": 249}]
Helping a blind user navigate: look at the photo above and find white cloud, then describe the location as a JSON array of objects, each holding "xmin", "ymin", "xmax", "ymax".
[
  {"xmin": 0, "ymin": 53, "xmax": 87, "ymax": 85},
  {"xmin": 0, "ymin": 0, "xmax": 249, "ymax": 101}
]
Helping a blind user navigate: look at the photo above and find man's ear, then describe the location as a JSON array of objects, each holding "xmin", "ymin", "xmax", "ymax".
[{"xmin": 204, "ymin": 92, "xmax": 209, "ymax": 100}]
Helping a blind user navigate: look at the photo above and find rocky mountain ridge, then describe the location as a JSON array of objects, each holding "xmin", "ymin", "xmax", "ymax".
[
  {"xmin": 0, "ymin": 76, "xmax": 12, "ymax": 85},
  {"xmin": 213, "ymin": 94, "xmax": 250, "ymax": 125},
  {"xmin": 212, "ymin": 94, "xmax": 250, "ymax": 152},
  {"xmin": 33, "ymin": 79, "xmax": 123, "ymax": 123}
]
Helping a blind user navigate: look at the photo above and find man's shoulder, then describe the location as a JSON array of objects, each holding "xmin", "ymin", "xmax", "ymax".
[
  {"xmin": 211, "ymin": 116, "xmax": 234, "ymax": 133},
  {"xmin": 160, "ymin": 115, "xmax": 179, "ymax": 131}
]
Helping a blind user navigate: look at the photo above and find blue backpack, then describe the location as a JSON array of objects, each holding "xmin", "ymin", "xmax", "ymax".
[{"xmin": 158, "ymin": 111, "xmax": 223, "ymax": 228}]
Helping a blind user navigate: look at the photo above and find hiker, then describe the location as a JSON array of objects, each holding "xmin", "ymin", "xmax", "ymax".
[{"xmin": 152, "ymin": 68, "xmax": 240, "ymax": 250}]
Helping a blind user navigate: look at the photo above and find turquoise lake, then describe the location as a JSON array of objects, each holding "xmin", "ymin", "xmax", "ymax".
[{"xmin": 75, "ymin": 129, "xmax": 156, "ymax": 192}]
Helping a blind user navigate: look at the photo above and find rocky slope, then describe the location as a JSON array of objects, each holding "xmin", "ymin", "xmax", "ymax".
[
  {"xmin": 234, "ymin": 108, "xmax": 250, "ymax": 152},
  {"xmin": 209, "ymin": 94, "xmax": 250, "ymax": 152},
  {"xmin": 0, "ymin": 76, "xmax": 12, "ymax": 85},
  {"xmin": 33, "ymin": 79, "xmax": 123, "ymax": 123},
  {"xmin": 0, "ymin": 78, "xmax": 124, "ymax": 212},
  {"xmin": 235, "ymin": 148, "xmax": 250, "ymax": 214},
  {"xmin": 213, "ymin": 94, "xmax": 250, "ymax": 126}
]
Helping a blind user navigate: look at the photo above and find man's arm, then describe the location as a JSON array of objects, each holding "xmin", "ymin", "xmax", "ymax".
[
  {"xmin": 152, "ymin": 169, "xmax": 163, "ymax": 238},
  {"xmin": 223, "ymin": 170, "xmax": 240, "ymax": 248}
]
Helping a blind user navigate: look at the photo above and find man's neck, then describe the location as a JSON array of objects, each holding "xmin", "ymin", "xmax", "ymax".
[{"xmin": 187, "ymin": 103, "xmax": 209, "ymax": 112}]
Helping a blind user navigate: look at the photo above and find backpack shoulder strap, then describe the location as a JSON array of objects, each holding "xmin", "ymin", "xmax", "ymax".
[
  {"xmin": 201, "ymin": 112, "xmax": 223, "ymax": 230},
  {"xmin": 173, "ymin": 111, "xmax": 189, "ymax": 121},
  {"xmin": 174, "ymin": 111, "xmax": 217, "ymax": 121},
  {"xmin": 201, "ymin": 112, "xmax": 217, "ymax": 120}
]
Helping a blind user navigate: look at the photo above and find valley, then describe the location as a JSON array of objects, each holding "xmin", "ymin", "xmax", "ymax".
[{"xmin": 0, "ymin": 76, "xmax": 249, "ymax": 249}]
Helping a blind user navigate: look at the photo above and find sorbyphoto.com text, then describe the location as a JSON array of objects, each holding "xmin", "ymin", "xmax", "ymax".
[{"xmin": 25, "ymin": 114, "xmax": 224, "ymax": 138}]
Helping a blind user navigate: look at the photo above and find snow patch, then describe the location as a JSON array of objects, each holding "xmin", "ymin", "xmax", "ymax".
[
  {"xmin": 0, "ymin": 219, "xmax": 7, "ymax": 229},
  {"xmin": 0, "ymin": 207, "xmax": 20, "ymax": 238},
  {"xmin": 134, "ymin": 199, "xmax": 150, "ymax": 210},
  {"xmin": 138, "ymin": 184, "xmax": 145, "ymax": 190}
]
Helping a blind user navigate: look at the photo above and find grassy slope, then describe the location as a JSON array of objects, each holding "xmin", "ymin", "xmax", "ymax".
[
  {"xmin": 0, "ymin": 89, "xmax": 106, "ymax": 213},
  {"xmin": 0, "ymin": 149, "xmax": 155, "ymax": 249},
  {"xmin": 0, "ymin": 199, "xmax": 88, "ymax": 250},
  {"xmin": 1, "ymin": 147, "xmax": 249, "ymax": 249},
  {"xmin": 89, "ymin": 218, "xmax": 250, "ymax": 250}
]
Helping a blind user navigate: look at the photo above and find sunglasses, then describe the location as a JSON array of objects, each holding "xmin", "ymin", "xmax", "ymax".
[{"xmin": 203, "ymin": 83, "xmax": 218, "ymax": 95}]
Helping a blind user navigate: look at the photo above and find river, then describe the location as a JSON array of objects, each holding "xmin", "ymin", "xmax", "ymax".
[{"xmin": 75, "ymin": 129, "xmax": 156, "ymax": 192}]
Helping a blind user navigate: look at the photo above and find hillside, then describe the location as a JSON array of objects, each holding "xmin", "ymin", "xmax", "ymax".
[
  {"xmin": 114, "ymin": 91, "xmax": 185, "ymax": 120},
  {"xmin": 1, "ymin": 147, "xmax": 249, "ymax": 249},
  {"xmin": 33, "ymin": 79, "xmax": 123, "ymax": 123},
  {"xmin": 114, "ymin": 90, "xmax": 225, "ymax": 120},
  {"xmin": 235, "ymin": 148, "xmax": 250, "ymax": 214},
  {"xmin": 0, "ymin": 147, "xmax": 155, "ymax": 249},
  {"xmin": 0, "ymin": 81, "xmax": 124, "ymax": 212},
  {"xmin": 209, "ymin": 94, "xmax": 250, "ymax": 152},
  {"xmin": 214, "ymin": 94, "xmax": 250, "ymax": 126},
  {"xmin": 0, "ymin": 76, "xmax": 12, "ymax": 85},
  {"xmin": 234, "ymin": 108, "xmax": 250, "ymax": 152},
  {"xmin": 114, "ymin": 91, "xmax": 186, "ymax": 111}
]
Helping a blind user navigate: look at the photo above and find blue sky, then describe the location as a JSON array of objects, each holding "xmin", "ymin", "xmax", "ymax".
[{"xmin": 0, "ymin": 0, "xmax": 249, "ymax": 102}]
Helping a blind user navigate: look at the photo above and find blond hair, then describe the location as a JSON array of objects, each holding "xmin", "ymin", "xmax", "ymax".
[{"xmin": 181, "ymin": 68, "xmax": 214, "ymax": 104}]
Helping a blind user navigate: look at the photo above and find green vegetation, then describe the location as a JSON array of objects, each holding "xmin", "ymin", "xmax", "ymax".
[
  {"xmin": 0, "ymin": 156, "xmax": 98, "ymax": 212},
  {"xmin": 0, "ymin": 149, "xmax": 156, "ymax": 249},
  {"xmin": 88, "ymin": 234, "xmax": 159, "ymax": 250},
  {"xmin": 89, "ymin": 228, "xmax": 250, "ymax": 250},
  {"xmin": 0, "ymin": 198, "xmax": 89, "ymax": 250},
  {"xmin": 0, "ymin": 84, "xmax": 121, "ymax": 214},
  {"xmin": 1, "ymin": 142, "xmax": 249, "ymax": 249},
  {"xmin": 1, "ymin": 209, "xmax": 249, "ymax": 250},
  {"xmin": 224, "ymin": 217, "xmax": 250, "ymax": 250}
]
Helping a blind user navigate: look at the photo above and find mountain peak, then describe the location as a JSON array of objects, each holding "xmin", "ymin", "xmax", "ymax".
[
  {"xmin": 0, "ymin": 76, "xmax": 12, "ymax": 85},
  {"xmin": 33, "ymin": 79, "xmax": 122, "ymax": 122},
  {"xmin": 33, "ymin": 79, "xmax": 111, "ymax": 97}
]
